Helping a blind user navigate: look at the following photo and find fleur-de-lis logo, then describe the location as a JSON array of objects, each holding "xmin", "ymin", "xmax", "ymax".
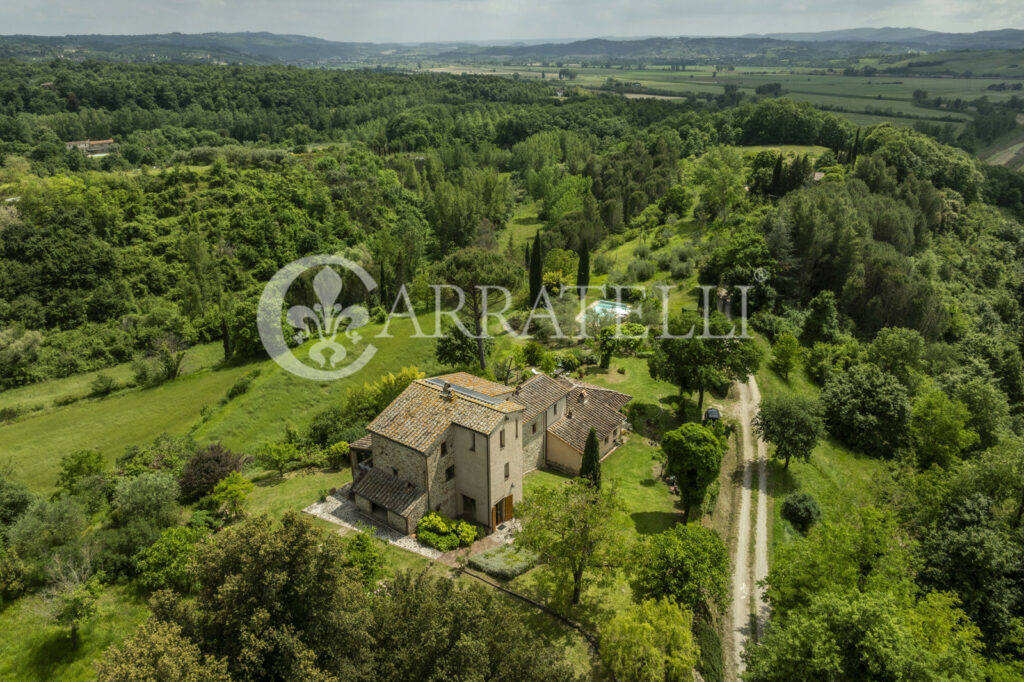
[
  {"xmin": 286, "ymin": 267, "xmax": 369, "ymax": 368},
  {"xmin": 258, "ymin": 255, "xmax": 378, "ymax": 382}
]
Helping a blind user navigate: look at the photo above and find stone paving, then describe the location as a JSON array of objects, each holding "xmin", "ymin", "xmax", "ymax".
[
  {"xmin": 303, "ymin": 487, "xmax": 443, "ymax": 560},
  {"xmin": 304, "ymin": 485, "xmax": 523, "ymax": 565}
]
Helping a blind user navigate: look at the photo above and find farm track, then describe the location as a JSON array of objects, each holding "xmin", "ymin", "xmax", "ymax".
[{"xmin": 730, "ymin": 377, "xmax": 769, "ymax": 676}]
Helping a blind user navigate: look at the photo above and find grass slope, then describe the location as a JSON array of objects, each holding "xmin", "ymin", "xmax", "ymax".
[
  {"xmin": 0, "ymin": 316, "xmax": 441, "ymax": 493},
  {"xmin": 0, "ymin": 586, "xmax": 148, "ymax": 682},
  {"xmin": 755, "ymin": 347, "xmax": 883, "ymax": 556}
]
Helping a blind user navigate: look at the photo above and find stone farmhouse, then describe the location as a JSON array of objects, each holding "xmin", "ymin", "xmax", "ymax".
[
  {"xmin": 64, "ymin": 139, "xmax": 116, "ymax": 155},
  {"xmin": 347, "ymin": 372, "xmax": 631, "ymax": 535}
]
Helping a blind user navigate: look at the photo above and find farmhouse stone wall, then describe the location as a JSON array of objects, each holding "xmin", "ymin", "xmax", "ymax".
[
  {"xmin": 423, "ymin": 430, "xmax": 458, "ymax": 519},
  {"xmin": 522, "ymin": 421, "xmax": 545, "ymax": 473},
  {"xmin": 371, "ymin": 435, "xmax": 427, "ymax": 489}
]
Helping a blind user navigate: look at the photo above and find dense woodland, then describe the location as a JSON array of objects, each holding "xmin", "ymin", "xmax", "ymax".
[{"xmin": 2, "ymin": 60, "xmax": 1024, "ymax": 679}]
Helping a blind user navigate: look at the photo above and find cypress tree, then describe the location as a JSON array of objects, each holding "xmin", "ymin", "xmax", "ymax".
[
  {"xmin": 529, "ymin": 232, "xmax": 543, "ymax": 306},
  {"xmin": 577, "ymin": 239, "xmax": 590, "ymax": 291},
  {"xmin": 580, "ymin": 428, "xmax": 602, "ymax": 489},
  {"xmin": 770, "ymin": 154, "xmax": 783, "ymax": 197}
]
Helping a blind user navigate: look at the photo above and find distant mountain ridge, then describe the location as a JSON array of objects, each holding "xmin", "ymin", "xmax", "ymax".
[
  {"xmin": 747, "ymin": 26, "xmax": 1024, "ymax": 50},
  {"xmin": 746, "ymin": 27, "xmax": 940, "ymax": 42},
  {"xmin": 1, "ymin": 28, "xmax": 1023, "ymax": 66}
]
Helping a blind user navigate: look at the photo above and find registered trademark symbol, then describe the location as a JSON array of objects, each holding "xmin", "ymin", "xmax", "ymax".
[{"xmin": 754, "ymin": 268, "xmax": 769, "ymax": 284}]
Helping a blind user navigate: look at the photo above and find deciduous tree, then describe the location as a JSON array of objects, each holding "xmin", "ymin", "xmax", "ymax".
[
  {"xmin": 630, "ymin": 524, "xmax": 728, "ymax": 613},
  {"xmin": 516, "ymin": 479, "xmax": 624, "ymax": 604},
  {"xmin": 649, "ymin": 310, "xmax": 762, "ymax": 416},
  {"xmin": 660, "ymin": 423, "xmax": 723, "ymax": 520},
  {"xmin": 438, "ymin": 247, "xmax": 520, "ymax": 371},
  {"xmin": 600, "ymin": 597, "xmax": 699, "ymax": 682},
  {"xmin": 753, "ymin": 394, "xmax": 824, "ymax": 469}
]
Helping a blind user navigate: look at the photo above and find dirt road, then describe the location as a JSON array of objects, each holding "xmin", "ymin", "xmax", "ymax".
[{"xmin": 730, "ymin": 377, "xmax": 770, "ymax": 676}]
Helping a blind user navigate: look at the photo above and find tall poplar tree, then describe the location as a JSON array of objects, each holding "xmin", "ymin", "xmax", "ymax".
[
  {"xmin": 529, "ymin": 232, "xmax": 543, "ymax": 306},
  {"xmin": 576, "ymin": 239, "xmax": 590, "ymax": 290}
]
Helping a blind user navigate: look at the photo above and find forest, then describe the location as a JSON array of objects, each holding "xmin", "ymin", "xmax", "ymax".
[{"xmin": 1, "ymin": 59, "xmax": 1024, "ymax": 680}]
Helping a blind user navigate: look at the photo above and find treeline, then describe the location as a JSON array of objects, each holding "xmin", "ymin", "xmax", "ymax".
[
  {"xmin": 665, "ymin": 124, "xmax": 1024, "ymax": 677},
  {"xmin": 1, "ymin": 65, "xmax": 1022, "ymax": 396}
]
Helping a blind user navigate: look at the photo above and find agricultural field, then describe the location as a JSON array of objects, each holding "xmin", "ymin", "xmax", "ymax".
[{"xmin": 425, "ymin": 61, "xmax": 1024, "ymax": 151}]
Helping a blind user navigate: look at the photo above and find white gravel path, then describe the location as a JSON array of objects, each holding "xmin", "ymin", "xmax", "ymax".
[
  {"xmin": 730, "ymin": 377, "xmax": 770, "ymax": 676},
  {"xmin": 303, "ymin": 487, "xmax": 442, "ymax": 560}
]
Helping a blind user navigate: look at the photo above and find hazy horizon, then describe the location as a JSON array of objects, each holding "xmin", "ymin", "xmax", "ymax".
[{"xmin": 3, "ymin": 0, "xmax": 1023, "ymax": 44}]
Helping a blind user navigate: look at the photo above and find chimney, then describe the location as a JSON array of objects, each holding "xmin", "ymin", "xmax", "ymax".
[
  {"xmin": 441, "ymin": 382, "xmax": 453, "ymax": 400},
  {"xmin": 514, "ymin": 384, "xmax": 521, "ymax": 396},
  {"xmin": 578, "ymin": 390, "xmax": 587, "ymax": 404}
]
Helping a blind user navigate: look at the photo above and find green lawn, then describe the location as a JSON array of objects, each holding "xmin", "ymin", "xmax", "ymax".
[
  {"xmin": 247, "ymin": 467, "xmax": 354, "ymax": 519},
  {"xmin": 0, "ymin": 586, "xmax": 148, "ymax": 682},
  {"xmin": 755, "ymin": 350, "xmax": 884, "ymax": 557},
  {"xmin": 0, "ymin": 316, "xmax": 442, "ymax": 494},
  {"xmin": 0, "ymin": 343, "xmax": 225, "ymax": 414}
]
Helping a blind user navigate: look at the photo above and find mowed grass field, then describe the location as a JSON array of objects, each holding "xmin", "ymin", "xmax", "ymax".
[
  {"xmin": 754, "ymin": 342, "xmax": 883, "ymax": 557},
  {"xmin": 0, "ymin": 586, "xmax": 149, "ymax": 682},
  {"xmin": 0, "ymin": 315, "xmax": 443, "ymax": 493}
]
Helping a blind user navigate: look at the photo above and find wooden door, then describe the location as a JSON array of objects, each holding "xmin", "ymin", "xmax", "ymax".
[{"xmin": 503, "ymin": 495, "xmax": 514, "ymax": 521}]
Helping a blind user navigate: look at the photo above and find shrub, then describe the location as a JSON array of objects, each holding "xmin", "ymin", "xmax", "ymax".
[
  {"xmin": 0, "ymin": 543, "xmax": 27, "ymax": 604},
  {"xmin": 468, "ymin": 544, "xmax": 538, "ymax": 580},
  {"xmin": 223, "ymin": 369, "xmax": 260, "ymax": 403},
  {"xmin": 626, "ymin": 258, "xmax": 656, "ymax": 282},
  {"xmin": 324, "ymin": 441, "xmax": 350, "ymax": 469},
  {"xmin": 670, "ymin": 258, "xmax": 693, "ymax": 279},
  {"xmin": 523, "ymin": 341, "xmax": 546, "ymax": 366},
  {"xmin": 0, "ymin": 405, "xmax": 21, "ymax": 422},
  {"xmin": 633, "ymin": 243, "xmax": 652, "ymax": 259},
  {"xmin": 455, "ymin": 520, "xmax": 478, "ymax": 546},
  {"xmin": 55, "ymin": 449, "xmax": 105, "ymax": 497},
  {"xmin": 693, "ymin": 616, "xmax": 724, "ymax": 682},
  {"xmin": 593, "ymin": 253, "xmax": 613, "ymax": 276},
  {"xmin": 418, "ymin": 511, "xmax": 453, "ymax": 535},
  {"xmin": 111, "ymin": 472, "xmax": 180, "ymax": 529},
  {"xmin": 556, "ymin": 351, "xmax": 580, "ymax": 372},
  {"xmin": 781, "ymin": 493, "xmax": 822, "ymax": 534},
  {"xmin": 416, "ymin": 512, "xmax": 476, "ymax": 550},
  {"xmin": 90, "ymin": 373, "xmax": 118, "ymax": 397},
  {"xmin": 179, "ymin": 444, "xmax": 241, "ymax": 503},
  {"xmin": 342, "ymin": 532, "xmax": 385, "ymax": 588},
  {"xmin": 187, "ymin": 510, "xmax": 221, "ymax": 531},
  {"xmin": 417, "ymin": 529, "xmax": 459, "ymax": 552},
  {"xmin": 135, "ymin": 525, "xmax": 210, "ymax": 593},
  {"xmin": 0, "ymin": 478, "xmax": 34, "ymax": 536}
]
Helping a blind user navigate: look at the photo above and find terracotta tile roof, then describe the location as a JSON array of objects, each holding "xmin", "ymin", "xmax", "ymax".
[
  {"xmin": 433, "ymin": 372, "xmax": 514, "ymax": 397},
  {"xmin": 514, "ymin": 373, "xmax": 571, "ymax": 421},
  {"xmin": 350, "ymin": 467, "xmax": 425, "ymax": 515},
  {"xmin": 349, "ymin": 434, "xmax": 372, "ymax": 452},
  {"xmin": 367, "ymin": 379, "xmax": 524, "ymax": 452},
  {"xmin": 556, "ymin": 376, "xmax": 633, "ymax": 412},
  {"xmin": 547, "ymin": 387, "xmax": 627, "ymax": 453}
]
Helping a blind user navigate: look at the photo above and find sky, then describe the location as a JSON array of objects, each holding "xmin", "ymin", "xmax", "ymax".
[{"xmin": 2, "ymin": 0, "xmax": 1023, "ymax": 43}]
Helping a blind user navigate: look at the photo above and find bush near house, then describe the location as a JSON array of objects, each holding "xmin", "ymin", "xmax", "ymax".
[
  {"xmin": 416, "ymin": 512, "xmax": 477, "ymax": 551},
  {"xmin": 468, "ymin": 544, "xmax": 538, "ymax": 580}
]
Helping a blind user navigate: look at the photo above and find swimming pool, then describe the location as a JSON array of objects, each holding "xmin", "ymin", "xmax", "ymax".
[
  {"xmin": 592, "ymin": 300, "xmax": 632, "ymax": 316},
  {"xmin": 575, "ymin": 299, "xmax": 633, "ymax": 324}
]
